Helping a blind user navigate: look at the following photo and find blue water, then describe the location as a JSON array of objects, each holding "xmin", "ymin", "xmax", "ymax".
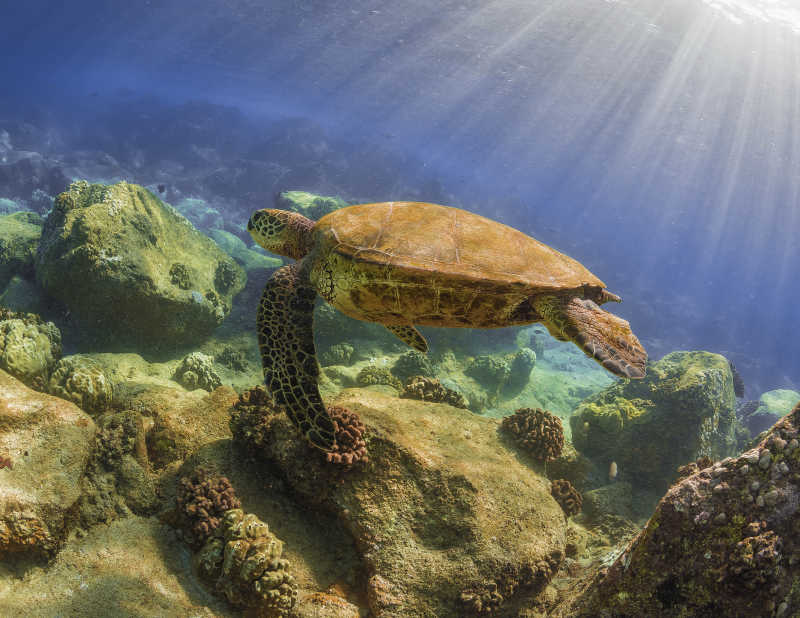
[{"xmin": 1, "ymin": 0, "xmax": 798, "ymax": 394}]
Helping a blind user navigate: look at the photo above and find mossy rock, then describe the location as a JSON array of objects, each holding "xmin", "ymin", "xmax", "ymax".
[
  {"xmin": 0, "ymin": 310, "xmax": 62, "ymax": 388},
  {"xmin": 570, "ymin": 351, "xmax": 738, "ymax": 491},
  {"xmin": 208, "ymin": 228, "xmax": 282, "ymax": 272},
  {"xmin": 275, "ymin": 190, "xmax": 350, "ymax": 220},
  {"xmin": 0, "ymin": 211, "xmax": 42, "ymax": 289},
  {"xmin": 35, "ymin": 181, "xmax": 245, "ymax": 349}
]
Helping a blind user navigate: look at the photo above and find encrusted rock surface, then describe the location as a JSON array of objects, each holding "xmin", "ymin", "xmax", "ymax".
[
  {"xmin": 173, "ymin": 351, "xmax": 222, "ymax": 392},
  {"xmin": 0, "ymin": 308, "xmax": 61, "ymax": 389},
  {"xmin": 47, "ymin": 354, "xmax": 114, "ymax": 415},
  {"xmin": 0, "ymin": 211, "xmax": 42, "ymax": 289},
  {"xmin": 35, "ymin": 180, "xmax": 245, "ymax": 349},
  {"xmin": 570, "ymin": 351, "xmax": 738, "ymax": 492},
  {"xmin": 0, "ymin": 369, "xmax": 95, "ymax": 558},
  {"xmin": 232, "ymin": 387, "xmax": 566, "ymax": 617},
  {"xmin": 401, "ymin": 375, "xmax": 469, "ymax": 409},
  {"xmin": 572, "ymin": 400, "xmax": 800, "ymax": 617}
]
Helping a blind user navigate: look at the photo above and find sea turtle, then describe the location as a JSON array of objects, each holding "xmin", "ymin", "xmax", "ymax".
[{"xmin": 248, "ymin": 201, "xmax": 647, "ymax": 451}]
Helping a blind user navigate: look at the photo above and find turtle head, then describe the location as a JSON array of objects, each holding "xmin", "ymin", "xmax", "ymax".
[{"xmin": 248, "ymin": 209, "xmax": 315, "ymax": 260}]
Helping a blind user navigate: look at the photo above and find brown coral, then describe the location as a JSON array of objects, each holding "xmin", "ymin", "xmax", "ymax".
[
  {"xmin": 401, "ymin": 375, "xmax": 469, "ymax": 409},
  {"xmin": 551, "ymin": 479, "xmax": 582, "ymax": 517},
  {"xmin": 176, "ymin": 468, "xmax": 241, "ymax": 548},
  {"xmin": 357, "ymin": 365, "xmax": 403, "ymax": 390},
  {"xmin": 325, "ymin": 406, "xmax": 369, "ymax": 465},
  {"xmin": 502, "ymin": 407, "xmax": 564, "ymax": 461}
]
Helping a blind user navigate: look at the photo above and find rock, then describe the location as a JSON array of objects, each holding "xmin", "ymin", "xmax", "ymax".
[
  {"xmin": 0, "ymin": 516, "xmax": 234, "ymax": 616},
  {"xmin": 0, "ymin": 211, "xmax": 42, "ymax": 289},
  {"xmin": 571, "ymin": 400, "xmax": 800, "ymax": 617},
  {"xmin": 0, "ymin": 275, "xmax": 49, "ymax": 315},
  {"xmin": 120, "ymin": 384, "xmax": 236, "ymax": 470},
  {"xmin": 464, "ymin": 354, "xmax": 510, "ymax": 394},
  {"xmin": 47, "ymin": 354, "xmax": 114, "ymax": 415},
  {"xmin": 747, "ymin": 389, "xmax": 800, "ymax": 435},
  {"xmin": 391, "ymin": 349, "xmax": 436, "ymax": 382},
  {"xmin": 35, "ymin": 181, "xmax": 245, "ymax": 350},
  {"xmin": 208, "ymin": 228, "xmax": 282, "ymax": 272},
  {"xmin": 295, "ymin": 592, "xmax": 361, "ymax": 617},
  {"xmin": 582, "ymin": 482, "xmax": 635, "ymax": 522},
  {"xmin": 232, "ymin": 387, "xmax": 566, "ymax": 617},
  {"xmin": 319, "ymin": 342, "xmax": 355, "ymax": 367},
  {"xmin": 569, "ymin": 351, "xmax": 738, "ymax": 492},
  {"xmin": 172, "ymin": 196, "xmax": 223, "ymax": 230},
  {"xmin": 0, "ymin": 309, "xmax": 61, "ymax": 389},
  {"xmin": 0, "ymin": 370, "xmax": 95, "ymax": 558},
  {"xmin": 276, "ymin": 190, "xmax": 349, "ymax": 220}
]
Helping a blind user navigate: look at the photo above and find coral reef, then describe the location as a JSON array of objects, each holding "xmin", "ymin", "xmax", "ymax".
[
  {"xmin": 572, "ymin": 400, "xmax": 800, "ymax": 617},
  {"xmin": 674, "ymin": 455, "xmax": 714, "ymax": 484},
  {"xmin": 356, "ymin": 365, "xmax": 402, "ymax": 390},
  {"xmin": 213, "ymin": 258, "xmax": 243, "ymax": 293},
  {"xmin": 501, "ymin": 407, "xmax": 565, "ymax": 461},
  {"xmin": 569, "ymin": 351, "xmax": 739, "ymax": 492},
  {"xmin": 324, "ymin": 406, "xmax": 369, "ymax": 465},
  {"xmin": 35, "ymin": 181, "xmax": 245, "ymax": 349},
  {"xmin": 0, "ymin": 308, "xmax": 61, "ymax": 389},
  {"xmin": 504, "ymin": 347, "xmax": 537, "ymax": 392},
  {"xmin": 0, "ymin": 211, "xmax": 42, "ymax": 289},
  {"xmin": 551, "ymin": 479, "xmax": 582, "ymax": 517},
  {"xmin": 391, "ymin": 349, "xmax": 435, "ymax": 382},
  {"xmin": 465, "ymin": 354, "xmax": 510, "ymax": 393},
  {"xmin": 176, "ymin": 468, "xmax": 241, "ymax": 548},
  {"xmin": 401, "ymin": 375, "xmax": 469, "ymax": 409},
  {"xmin": 173, "ymin": 196, "xmax": 224, "ymax": 230},
  {"xmin": 47, "ymin": 354, "xmax": 113, "ymax": 414},
  {"xmin": 196, "ymin": 508, "xmax": 298, "ymax": 616},
  {"xmin": 216, "ymin": 344, "xmax": 248, "ymax": 372},
  {"xmin": 208, "ymin": 228, "xmax": 283, "ymax": 272},
  {"xmin": 320, "ymin": 342, "xmax": 354, "ymax": 366},
  {"xmin": 173, "ymin": 351, "xmax": 222, "ymax": 391}
]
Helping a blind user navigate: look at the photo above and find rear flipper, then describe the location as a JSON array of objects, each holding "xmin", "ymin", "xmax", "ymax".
[
  {"xmin": 385, "ymin": 324, "xmax": 428, "ymax": 352},
  {"xmin": 534, "ymin": 295, "xmax": 647, "ymax": 379},
  {"xmin": 257, "ymin": 261, "xmax": 336, "ymax": 449}
]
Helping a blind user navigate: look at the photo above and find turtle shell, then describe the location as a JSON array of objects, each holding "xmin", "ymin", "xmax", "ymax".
[{"xmin": 310, "ymin": 202, "xmax": 606, "ymax": 328}]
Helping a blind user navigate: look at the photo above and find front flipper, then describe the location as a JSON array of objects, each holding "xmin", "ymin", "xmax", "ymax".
[
  {"xmin": 533, "ymin": 295, "xmax": 647, "ymax": 379},
  {"xmin": 385, "ymin": 324, "xmax": 428, "ymax": 353},
  {"xmin": 257, "ymin": 262, "xmax": 335, "ymax": 450}
]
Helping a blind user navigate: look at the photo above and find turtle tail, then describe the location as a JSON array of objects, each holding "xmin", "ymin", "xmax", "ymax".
[
  {"xmin": 534, "ymin": 295, "xmax": 647, "ymax": 379},
  {"xmin": 257, "ymin": 261, "xmax": 336, "ymax": 450}
]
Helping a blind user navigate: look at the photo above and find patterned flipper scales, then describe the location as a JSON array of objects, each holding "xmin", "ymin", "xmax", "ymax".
[
  {"xmin": 257, "ymin": 262, "xmax": 336, "ymax": 449},
  {"xmin": 385, "ymin": 324, "xmax": 428, "ymax": 352},
  {"xmin": 533, "ymin": 295, "xmax": 647, "ymax": 379}
]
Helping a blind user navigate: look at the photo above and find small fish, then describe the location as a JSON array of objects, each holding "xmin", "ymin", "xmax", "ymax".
[
  {"xmin": 157, "ymin": 184, "xmax": 166, "ymax": 194},
  {"xmin": 609, "ymin": 461, "xmax": 618, "ymax": 481}
]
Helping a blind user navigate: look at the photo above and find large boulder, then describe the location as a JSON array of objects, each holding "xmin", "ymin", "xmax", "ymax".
[
  {"xmin": 573, "ymin": 401, "xmax": 800, "ymax": 617},
  {"xmin": 746, "ymin": 389, "xmax": 800, "ymax": 436},
  {"xmin": 0, "ymin": 369, "xmax": 95, "ymax": 558},
  {"xmin": 570, "ymin": 351, "xmax": 738, "ymax": 492},
  {"xmin": 0, "ymin": 211, "xmax": 42, "ymax": 289},
  {"xmin": 231, "ymin": 387, "xmax": 566, "ymax": 617},
  {"xmin": 35, "ymin": 181, "xmax": 246, "ymax": 349}
]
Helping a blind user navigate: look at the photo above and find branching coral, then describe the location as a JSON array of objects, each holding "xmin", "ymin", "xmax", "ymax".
[
  {"xmin": 325, "ymin": 406, "xmax": 369, "ymax": 465},
  {"xmin": 501, "ymin": 407, "xmax": 564, "ymax": 461},
  {"xmin": 551, "ymin": 479, "xmax": 582, "ymax": 517},
  {"xmin": 357, "ymin": 365, "xmax": 402, "ymax": 390},
  {"xmin": 177, "ymin": 468, "xmax": 241, "ymax": 548},
  {"xmin": 401, "ymin": 375, "xmax": 469, "ymax": 409},
  {"xmin": 196, "ymin": 508, "xmax": 298, "ymax": 616}
]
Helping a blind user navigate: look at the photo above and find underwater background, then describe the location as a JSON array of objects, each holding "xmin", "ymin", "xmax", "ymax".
[{"xmin": 1, "ymin": 1, "xmax": 800, "ymax": 616}]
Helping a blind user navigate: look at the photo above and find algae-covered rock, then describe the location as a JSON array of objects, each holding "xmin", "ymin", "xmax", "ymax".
[
  {"xmin": 504, "ymin": 347, "xmax": 536, "ymax": 393},
  {"xmin": 0, "ymin": 309, "xmax": 61, "ymax": 389},
  {"xmin": 209, "ymin": 227, "xmax": 283, "ymax": 272},
  {"xmin": 173, "ymin": 196, "xmax": 224, "ymax": 230},
  {"xmin": 231, "ymin": 387, "xmax": 566, "ymax": 617},
  {"xmin": 0, "ymin": 211, "xmax": 42, "ymax": 289},
  {"xmin": 570, "ymin": 351, "xmax": 738, "ymax": 491},
  {"xmin": 465, "ymin": 354, "xmax": 511, "ymax": 393},
  {"xmin": 390, "ymin": 349, "xmax": 435, "ymax": 382},
  {"xmin": 746, "ymin": 389, "xmax": 800, "ymax": 435},
  {"xmin": 0, "ymin": 369, "xmax": 95, "ymax": 558},
  {"xmin": 0, "ymin": 275, "xmax": 49, "ymax": 315},
  {"xmin": 573, "ymin": 401, "xmax": 800, "ymax": 617},
  {"xmin": 47, "ymin": 354, "xmax": 114, "ymax": 415},
  {"xmin": 35, "ymin": 181, "xmax": 245, "ymax": 349},
  {"xmin": 276, "ymin": 190, "xmax": 349, "ymax": 220}
]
